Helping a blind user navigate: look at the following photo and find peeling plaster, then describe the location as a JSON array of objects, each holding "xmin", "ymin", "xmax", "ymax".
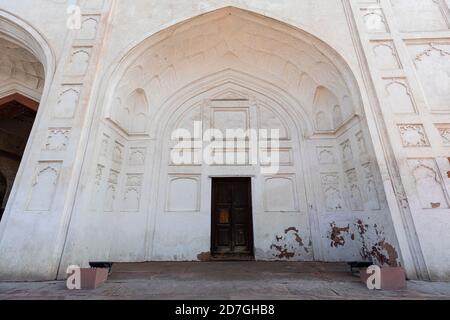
[
  {"xmin": 270, "ymin": 227, "xmax": 309, "ymax": 259},
  {"xmin": 197, "ymin": 252, "xmax": 211, "ymax": 262},
  {"xmin": 329, "ymin": 222, "xmax": 350, "ymax": 248},
  {"xmin": 370, "ymin": 240, "xmax": 399, "ymax": 267},
  {"xmin": 431, "ymin": 203, "xmax": 441, "ymax": 209},
  {"xmin": 356, "ymin": 220, "xmax": 399, "ymax": 267}
]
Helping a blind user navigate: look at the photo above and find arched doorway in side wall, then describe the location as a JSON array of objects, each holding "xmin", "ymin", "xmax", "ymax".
[{"xmin": 0, "ymin": 35, "xmax": 44, "ymax": 222}]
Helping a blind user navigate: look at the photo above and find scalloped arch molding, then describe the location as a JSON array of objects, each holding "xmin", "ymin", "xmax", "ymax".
[{"xmin": 103, "ymin": 7, "xmax": 362, "ymax": 137}]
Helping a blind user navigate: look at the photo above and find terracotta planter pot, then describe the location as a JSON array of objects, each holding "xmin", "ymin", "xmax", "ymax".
[{"xmin": 80, "ymin": 268, "xmax": 109, "ymax": 290}]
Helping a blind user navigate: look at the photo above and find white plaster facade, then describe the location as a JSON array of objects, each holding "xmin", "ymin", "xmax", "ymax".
[{"xmin": 0, "ymin": 0, "xmax": 449, "ymax": 281}]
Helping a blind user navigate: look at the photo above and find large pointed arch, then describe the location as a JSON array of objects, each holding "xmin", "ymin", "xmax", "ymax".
[
  {"xmin": 0, "ymin": 10, "xmax": 55, "ymax": 101},
  {"xmin": 0, "ymin": 10, "xmax": 55, "ymax": 230},
  {"xmin": 59, "ymin": 6, "xmax": 406, "ymax": 279},
  {"xmin": 97, "ymin": 7, "xmax": 364, "ymax": 138}
]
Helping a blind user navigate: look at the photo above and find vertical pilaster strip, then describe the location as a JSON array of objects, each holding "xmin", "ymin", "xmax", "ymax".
[
  {"xmin": 341, "ymin": 0, "xmax": 430, "ymax": 280},
  {"xmin": 52, "ymin": 0, "xmax": 117, "ymax": 278},
  {"xmin": 0, "ymin": 0, "xmax": 116, "ymax": 280}
]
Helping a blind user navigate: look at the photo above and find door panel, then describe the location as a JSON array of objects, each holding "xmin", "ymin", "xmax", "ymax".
[{"xmin": 211, "ymin": 178, "xmax": 253, "ymax": 257}]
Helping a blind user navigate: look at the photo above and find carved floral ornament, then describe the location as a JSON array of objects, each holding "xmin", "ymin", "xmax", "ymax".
[
  {"xmin": 437, "ymin": 126, "xmax": 450, "ymax": 145},
  {"xmin": 45, "ymin": 128, "xmax": 71, "ymax": 151},
  {"xmin": 414, "ymin": 43, "xmax": 450, "ymax": 62},
  {"xmin": 398, "ymin": 124, "xmax": 430, "ymax": 147}
]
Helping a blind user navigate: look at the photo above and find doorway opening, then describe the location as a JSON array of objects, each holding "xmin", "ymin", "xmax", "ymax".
[
  {"xmin": 211, "ymin": 178, "xmax": 254, "ymax": 260},
  {"xmin": 0, "ymin": 95, "xmax": 38, "ymax": 221}
]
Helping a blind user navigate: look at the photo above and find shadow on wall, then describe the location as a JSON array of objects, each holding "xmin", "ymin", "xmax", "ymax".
[{"xmin": 0, "ymin": 171, "xmax": 6, "ymax": 221}]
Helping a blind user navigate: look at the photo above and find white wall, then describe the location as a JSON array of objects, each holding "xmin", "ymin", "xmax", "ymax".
[
  {"xmin": 0, "ymin": 0, "xmax": 448, "ymax": 281},
  {"xmin": 58, "ymin": 7, "xmax": 400, "ymax": 273}
]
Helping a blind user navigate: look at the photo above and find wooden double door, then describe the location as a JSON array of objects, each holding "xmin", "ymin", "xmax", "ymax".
[{"xmin": 211, "ymin": 178, "xmax": 254, "ymax": 258}]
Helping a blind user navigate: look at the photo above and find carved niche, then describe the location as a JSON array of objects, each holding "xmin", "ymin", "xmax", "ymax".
[
  {"xmin": 128, "ymin": 148, "xmax": 146, "ymax": 166},
  {"xmin": 341, "ymin": 140, "xmax": 353, "ymax": 162},
  {"xmin": 54, "ymin": 86, "xmax": 81, "ymax": 119},
  {"xmin": 346, "ymin": 169, "xmax": 364, "ymax": 211},
  {"xmin": 361, "ymin": 8, "xmax": 389, "ymax": 33},
  {"xmin": 356, "ymin": 131, "xmax": 368, "ymax": 155},
  {"xmin": 90, "ymin": 164, "xmax": 104, "ymax": 210},
  {"xmin": 435, "ymin": 124, "xmax": 450, "ymax": 145},
  {"xmin": 372, "ymin": 41, "xmax": 401, "ymax": 70},
  {"xmin": 112, "ymin": 142, "xmax": 124, "ymax": 165},
  {"xmin": 317, "ymin": 147, "xmax": 336, "ymax": 165},
  {"xmin": 313, "ymin": 87, "xmax": 339, "ymax": 132},
  {"xmin": 27, "ymin": 162, "xmax": 61, "ymax": 211},
  {"xmin": 408, "ymin": 159, "xmax": 449, "ymax": 209},
  {"xmin": 122, "ymin": 174, "xmax": 143, "ymax": 212},
  {"xmin": 166, "ymin": 175, "xmax": 200, "ymax": 212},
  {"xmin": 78, "ymin": 16, "xmax": 99, "ymax": 40},
  {"xmin": 100, "ymin": 134, "xmax": 110, "ymax": 157},
  {"xmin": 384, "ymin": 79, "xmax": 416, "ymax": 114},
  {"xmin": 104, "ymin": 170, "xmax": 119, "ymax": 212},
  {"xmin": 66, "ymin": 47, "xmax": 91, "ymax": 76},
  {"xmin": 321, "ymin": 173, "xmax": 344, "ymax": 212},
  {"xmin": 361, "ymin": 162, "xmax": 381, "ymax": 210},
  {"xmin": 408, "ymin": 43, "xmax": 450, "ymax": 110},
  {"xmin": 264, "ymin": 176, "xmax": 298, "ymax": 212},
  {"xmin": 45, "ymin": 128, "xmax": 71, "ymax": 151}
]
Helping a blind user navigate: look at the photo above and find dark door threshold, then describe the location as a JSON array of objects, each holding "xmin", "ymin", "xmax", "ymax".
[{"xmin": 209, "ymin": 254, "xmax": 255, "ymax": 261}]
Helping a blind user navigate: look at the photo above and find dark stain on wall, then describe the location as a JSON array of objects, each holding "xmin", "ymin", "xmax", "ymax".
[
  {"xmin": 356, "ymin": 219, "xmax": 368, "ymax": 236},
  {"xmin": 285, "ymin": 227, "xmax": 299, "ymax": 233},
  {"xmin": 197, "ymin": 252, "xmax": 211, "ymax": 262},
  {"xmin": 329, "ymin": 222, "xmax": 351, "ymax": 248},
  {"xmin": 431, "ymin": 202, "xmax": 441, "ymax": 209},
  {"xmin": 270, "ymin": 244, "xmax": 296, "ymax": 259},
  {"xmin": 270, "ymin": 227, "xmax": 308, "ymax": 259},
  {"xmin": 370, "ymin": 240, "xmax": 399, "ymax": 267},
  {"xmin": 327, "ymin": 219, "xmax": 400, "ymax": 267},
  {"xmin": 356, "ymin": 220, "xmax": 399, "ymax": 267}
]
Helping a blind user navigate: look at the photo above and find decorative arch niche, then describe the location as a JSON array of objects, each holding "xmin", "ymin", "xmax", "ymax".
[
  {"xmin": 0, "ymin": 11, "xmax": 54, "ymax": 102},
  {"xmin": 103, "ymin": 7, "xmax": 361, "ymax": 137},
  {"xmin": 71, "ymin": 7, "xmax": 400, "ymax": 268}
]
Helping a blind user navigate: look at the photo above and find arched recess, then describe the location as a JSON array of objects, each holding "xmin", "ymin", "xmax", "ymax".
[
  {"xmin": 0, "ymin": 10, "xmax": 54, "ymax": 101},
  {"xmin": 0, "ymin": 10, "xmax": 55, "ymax": 228},
  {"xmin": 101, "ymin": 7, "xmax": 361, "ymax": 137},
  {"xmin": 61, "ymin": 7, "xmax": 402, "ymax": 268},
  {"xmin": 153, "ymin": 74, "xmax": 313, "ymax": 261}
]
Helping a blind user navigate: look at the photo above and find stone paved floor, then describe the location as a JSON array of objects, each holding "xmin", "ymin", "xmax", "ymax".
[{"xmin": 0, "ymin": 262, "xmax": 449, "ymax": 300}]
